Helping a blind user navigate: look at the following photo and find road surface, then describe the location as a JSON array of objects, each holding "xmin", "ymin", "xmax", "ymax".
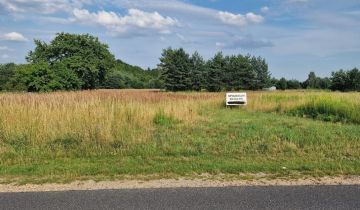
[{"xmin": 0, "ymin": 185, "xmax": 359, "ymax": 210}]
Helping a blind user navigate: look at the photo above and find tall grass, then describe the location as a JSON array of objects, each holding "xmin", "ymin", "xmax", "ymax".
[
  {"xmin": 0, "ymin": 89, "xmax": 359, "ymax": 182},
  {"xmin": 1, "ymin": 90, "xmax": 359, "ymax": 152},
  {"xmin": 0, "ymin": 90, "xmax": 219, "ymax": 154},
  {"xmin": 244, "ymin": 91, "xmax": 360, "ymax": 124}
]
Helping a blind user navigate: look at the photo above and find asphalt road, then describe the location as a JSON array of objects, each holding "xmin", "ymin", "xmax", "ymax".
[{"xmin": 0, "ymin": 185, "xmax": 359, "ymax": 210}]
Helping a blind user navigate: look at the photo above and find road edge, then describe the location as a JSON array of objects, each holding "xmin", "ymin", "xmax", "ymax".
[{"xmin": 0, "ymin": 176, "xmax": 359, "ymax": 192}]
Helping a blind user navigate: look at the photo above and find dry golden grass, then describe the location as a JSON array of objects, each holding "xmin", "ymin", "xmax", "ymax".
[
  {"xmin": 1, "ymin": 90, "xmax": 360, "ymax": 147},
  {"xmin": 245, "ymin": 90, "xmax": 360, "ymax": 112},
  {"xmin": 0, "ymin": 90, "xmax": 221, "ymax": 147}
]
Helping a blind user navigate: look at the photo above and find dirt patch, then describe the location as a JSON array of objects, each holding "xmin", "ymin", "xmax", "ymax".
[{"xmin": 0, "ymin": 176, "xmax": 359, "ymax": 192}]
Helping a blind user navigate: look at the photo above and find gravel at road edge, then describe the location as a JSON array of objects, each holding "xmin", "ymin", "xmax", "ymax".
[{"xmin": 0, "ymin": 176, "xmax": 359, "ymax": 192}]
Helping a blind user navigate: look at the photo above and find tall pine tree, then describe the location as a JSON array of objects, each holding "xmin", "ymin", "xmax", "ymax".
[
  {"xmin": 206, "ymin": 52, "xmax": 225, "ymax": 92},
  {"xmin": 190, "ymin": 51, "xmax": 206, "ymax": 91},
  {"xmin": 159, "ymin": 48, "xmax": 191, "ymax": 91}
]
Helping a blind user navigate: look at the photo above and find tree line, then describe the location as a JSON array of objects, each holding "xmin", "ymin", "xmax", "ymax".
[
  {"xmin": 0, "ymin": 32, "xmax": 359, "ymax": 92},
  {"xmin": 273, "ymin": 69, "xmax": 360, "ymax": 91},
  {"xmin": 159, "ymin": 48, "xmax": 270, "ymax": 92}
]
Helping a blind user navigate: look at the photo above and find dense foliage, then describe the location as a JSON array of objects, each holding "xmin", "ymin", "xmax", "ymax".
[
  {"xmin": 330, "ymin": 68, "xmax": 360, "ymax": 91},
  {"xmin": 26, "ymin": 33, "xmax": 116, "ymax": 89},
  {"xmin": 0, "ymin": 33, "xmax": 162, "ymax": 92},
  {"xmin": 104, "ymin": 60, "xmax": 163, "ymax": 89},
  {"xmin": 271, "ymin": 72, "xmax": 332, "ymax": 90},
  {"xmin": 159, "ymin": 48, "xmax": 271, "ymax": 92}
]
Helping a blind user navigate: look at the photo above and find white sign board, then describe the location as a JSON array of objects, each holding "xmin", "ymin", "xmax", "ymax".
[{"xmin": 226, "ymin": 92, "xmax": 247, "ymax": 106}]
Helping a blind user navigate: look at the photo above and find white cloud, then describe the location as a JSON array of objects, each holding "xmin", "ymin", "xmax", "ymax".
[
  {"xmin": 114, "ymin": 0, "xmax": 215, "ymax": 17},
  {"xmin": 0, "ymin": 0, "xmax": 91, "ymax": 14},
  {"xmin": 261, "ymin": 6, "xmax": 269, "ymax": 13},
  {"xmin": 1, "ymin": 54, "xmax": 10, "ymax": 59},
  {"xmin": 1, "ymin": 32, "xmax": 27, "ymax": 41},
  {"xmin": 72, "ymin": 8, "xmax": 179, "ymax": 36},
  {"xmin": 218, "ymin": 11, "xmax": 264, "ymax": 27}
]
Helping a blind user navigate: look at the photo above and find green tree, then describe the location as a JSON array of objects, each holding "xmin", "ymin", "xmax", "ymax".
[
  {"xmin": 103, "ymin": 71, "xmax": 125, "ymax": 89},
  {"xmin": 305, "ymin": 72, "xmax": 318, "ymax": 89},
  {"xmin": 225, "ymin": 54, "xmax": 252, "ymax": 90},
  {"xmin": 330, "ymin": 68, "xmax": 360, "ymax": 91},
  {"xmin": 9, "ymin": 62, "xmax": 61, "ymax": 92},
  {"xmin": 330, "ymin": 70, "xmax": 348, "ymax": 91},
  {"xmin": 251, "ymin": 56, "xmax": 270, "ymax": 89},
  {"xmin": 238, "ymin": 55, "xmax": 256, "ymax": 90},
  {"xmin": 159, "ymin": 48, "xmax": 191, "ymax": 91},
  {"xmin": 278, "ymin": 77, "xmax": 287, "ymax": 90},
  {"xmin": 348, "ymin": 68, "xmax": 360, "ymax": 91},
  {"xmin": 206, "ymin": 52, "xmax": 225, "ymax": 92},
  {"xmin": 52, "ymin": 62, "xmax": 83, "ymax": 90},
  {"xmin": 0, "ymin": 63, "xmax": 16, "ymax": 91},
  {"xmin": 286, "ymin": 79, "xmax": 301, "ymax": 89},
  {"xmin": 7, "ymin": 62, "xmax": 82, "ymax": 92},
  {"xmin": 26, "ymin": 32, "xmax": 116, "ymax": 89},
  {"xmin": 190, "ymin": 51, "xmax": 206, "ymax": 91},
  {"xmin": 317, "ymin": 77, "xmax": 331, "ymax": 89}
]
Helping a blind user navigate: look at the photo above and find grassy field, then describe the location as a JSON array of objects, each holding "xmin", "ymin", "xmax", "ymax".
[{"xmin": 0, "ymin": 90, "xmax": 359, "ymax": 183}]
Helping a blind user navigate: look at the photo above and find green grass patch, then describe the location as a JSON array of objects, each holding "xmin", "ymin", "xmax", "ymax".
[
  {"xmin": 289, "ymin": 96, "xmax": 360, "ymax": 124},
  {"xmin": 153, "ymin": 110, "xmax": 179, "ymax": 127},
  {"xmin": 0, "ymin": 105, "xmax": 359, "ymax": 183}
]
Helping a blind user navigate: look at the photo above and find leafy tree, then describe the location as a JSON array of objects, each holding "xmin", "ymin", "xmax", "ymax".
[
  {"xmin": 103, "ymin": 71, "xmax": 125, "ymax": 89},
  {"xmin": 8, "ymin": 62, "xmax": 60, "ymax": 92},
  {"xmin": 52, "ymin": 62, "xmax": 83, "ymax": 90},
  {"xmin": 0, "ymin": 63, "xmax": 16, "ymax": 91},
  {"xmin": 330, "ymin": 68, "xmax": 360, "ymax": 91},
  {"xmin": 270, "ymin": 78, "xmax": 279, "ymax": 87},
  {"xmin": 317, "ymin": 77, "xmax": 331, "ymax": 89},
  {"xmin": 278, "ymin": 77, "xmax": 287, "ymax": 90},
  {"xmin": 286, "ymin": 79, "xmax": 301, "ymax": 89},
  {"xmin": 302, "ymin": 72, "xmax": 331, "ymax": 89},
  {"xmin": 348, "ymin": 68, "xmax": 360, "ymax": 91},
  {"xmin": 7, "ymin": 62, "xmax": 82, "ymax": 92},
  {"xmin": 306, "ymin": 72, "xmax": 318, "ymax": 89},
  {"xmin": 159, "ymin": 48, "xmax": 191, "ymax": 91},
  {"xmin": 27, "ymin": 32, "xmax": 116, "ymax": 89},
  {"xmin": 330, "ymin": 70, "xmax": 349, "ymax": 91},
  {"xmin": 27, "ymin": 62, "xmax": 63, "ymax": 92}
]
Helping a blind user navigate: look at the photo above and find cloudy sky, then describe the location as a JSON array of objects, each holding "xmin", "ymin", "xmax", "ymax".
[{"xmin": 0, "ymin": 0, "xmax": 359, "ymax": 80}]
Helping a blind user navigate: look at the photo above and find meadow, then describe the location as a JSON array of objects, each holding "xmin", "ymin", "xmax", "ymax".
[{"xmin": 0, "ymin": 90, "xmax": 359, "ymax": 183}]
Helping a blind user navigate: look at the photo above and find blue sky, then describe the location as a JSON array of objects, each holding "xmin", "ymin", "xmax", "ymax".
[{"xmin": 0, "ymin": 0, "xmax": 359, "ymax": 80}]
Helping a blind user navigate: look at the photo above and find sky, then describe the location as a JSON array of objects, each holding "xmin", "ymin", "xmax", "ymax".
[{"xmin": 0, "ymin": 0, "xmax": 359, "ymax": 80}]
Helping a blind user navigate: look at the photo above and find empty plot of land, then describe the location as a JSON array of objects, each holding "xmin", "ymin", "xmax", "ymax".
[{"xmin": 0, "ymin": 90, "xmax": 359, "ymax": 183}]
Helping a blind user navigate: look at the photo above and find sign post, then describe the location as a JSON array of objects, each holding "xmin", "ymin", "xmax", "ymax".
[{"xmin": 226, "ymin": 92, "xmax": 247, "ymax": 106}]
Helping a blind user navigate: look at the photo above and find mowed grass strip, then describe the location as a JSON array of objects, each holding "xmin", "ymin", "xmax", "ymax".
[{"xmin": 0, "ymin": 90, "xmax": 359, "ymax": 183}]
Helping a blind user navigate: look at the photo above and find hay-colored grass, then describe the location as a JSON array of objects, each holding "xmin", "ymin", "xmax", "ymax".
[
  {"xmin": 0, "ymin": 89, "xmax": 359, "ymax": 183},
  {"xmin": 0, "ymin": 90, "xmax": 220, "ymax": 146}
]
